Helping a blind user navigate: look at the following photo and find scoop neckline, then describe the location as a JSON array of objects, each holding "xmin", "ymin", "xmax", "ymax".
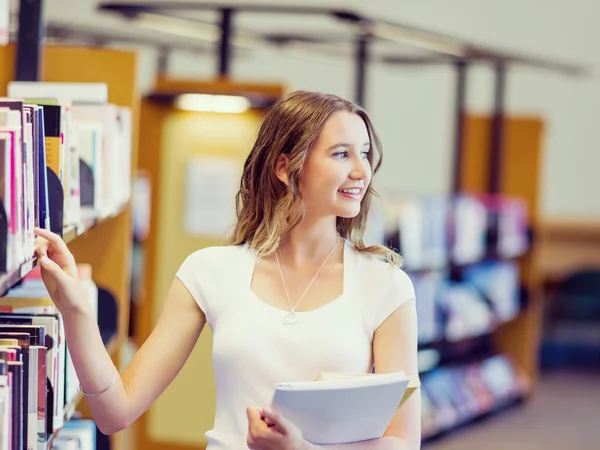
[{"xmin": 246, "ymin": 239, "xmax": 349, "ymax": 317}]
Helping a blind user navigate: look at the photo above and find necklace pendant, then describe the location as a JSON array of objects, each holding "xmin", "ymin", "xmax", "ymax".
[{"xmin": 282, "ymin": 311, "xmax": 297, "ymax": 325}]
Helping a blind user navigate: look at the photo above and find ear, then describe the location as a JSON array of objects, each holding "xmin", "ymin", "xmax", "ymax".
[{"xmin": 274, "ymin": 154, "xmax": 289, "ymax": 186}]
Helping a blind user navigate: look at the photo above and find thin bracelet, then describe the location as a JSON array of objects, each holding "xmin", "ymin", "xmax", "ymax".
[{"xmin": 79, "ymin": 372, "xmax": 118, "ymax": 397}]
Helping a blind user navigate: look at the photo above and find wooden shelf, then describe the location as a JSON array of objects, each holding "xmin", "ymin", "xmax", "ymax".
[
  {"xmin": 0, "ymin": 257, "xmax": 38, "ymax": 297},
  {"xmin": 0, "ymin": 204, "xmax": 130, "ymax": 297},
  {"xmin": 64, "ymin": 203, "xmax": 130, "ymax": 245}
]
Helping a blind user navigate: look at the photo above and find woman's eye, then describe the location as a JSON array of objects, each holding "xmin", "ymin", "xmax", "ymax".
[
  {"xmin": 361, "ymin": 151, "xmax": 370, "ymax": 159},
  {"xmin": 334, "ymin": 151, "xmax": 348, "ymax": 159}
]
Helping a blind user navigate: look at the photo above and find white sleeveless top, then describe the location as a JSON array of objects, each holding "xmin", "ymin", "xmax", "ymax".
[{"xmin": 175, "ymin": 239, "xmax": 416, "ymax": 450}]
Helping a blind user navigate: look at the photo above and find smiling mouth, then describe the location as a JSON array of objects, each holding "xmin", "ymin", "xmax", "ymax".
[{"xmin": 337, "ymin": 188, "xmax": 362, "ymax": 199}]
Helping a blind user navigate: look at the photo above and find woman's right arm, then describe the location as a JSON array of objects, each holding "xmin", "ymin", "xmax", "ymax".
[{"xmin": 34, "ymin": 227, "xmax": 206, "ymax": 435}]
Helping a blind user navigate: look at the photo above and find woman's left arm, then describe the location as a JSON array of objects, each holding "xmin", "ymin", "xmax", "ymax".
[
  {"xmin": 309, "ymin": 298, "xmax": 421, "ymax": 450},
  {"xmin": 373, "ymin": 297, "xmax": 421, "ymax": 448}
]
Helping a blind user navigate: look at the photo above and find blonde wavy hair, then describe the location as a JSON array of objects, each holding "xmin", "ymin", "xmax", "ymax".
[{"xmin": 230, "ymin": 90, "xmax": 401, "ymax": 267}]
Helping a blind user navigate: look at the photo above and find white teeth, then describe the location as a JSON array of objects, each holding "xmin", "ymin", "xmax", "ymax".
[{"xmin": 339, "ymin": 189, "xmax": 360, "ymax": 195}]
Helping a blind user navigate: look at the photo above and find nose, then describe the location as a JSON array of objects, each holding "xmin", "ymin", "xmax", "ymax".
[{"xmin": 350, "ymin": 154, "xmax": 369, "ymax": 181}]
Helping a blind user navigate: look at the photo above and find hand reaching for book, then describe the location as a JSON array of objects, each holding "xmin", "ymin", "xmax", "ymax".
[{"xmin": 34, "ymin": 227, "xmax": 87, "ymax": 314}]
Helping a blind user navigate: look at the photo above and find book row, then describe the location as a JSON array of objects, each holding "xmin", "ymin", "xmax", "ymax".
[
  {"xmin": 51, "ymin": 419, "xmax": 96, "ymax": 450},
  {"xmin": 0, "ymin": 264, "xmax": 99, "ymax": 450},
  {"xmin": 421, "ymin": 353, "xmax": 527, "ymax": 440},
  {"xmin": 411, "ymin": 260, "xmax": 521, "ymax": 346},
  {"xmin": 0, "ymin": 81, "xmax": 132, "ymax": 275},
  {"xmin": 367, "ymin": 193, "xmax": 529, "ymax": 271}
]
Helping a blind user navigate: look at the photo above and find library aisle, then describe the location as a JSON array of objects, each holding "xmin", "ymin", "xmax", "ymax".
[{"xmin": 423, "ymin": 370, "xmax": 600, "ymax": 450}]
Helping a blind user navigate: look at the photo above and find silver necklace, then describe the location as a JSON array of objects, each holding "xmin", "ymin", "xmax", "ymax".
[{"xmin": 275, "ymin": 234, "xmax": 341, "ymax": 325}]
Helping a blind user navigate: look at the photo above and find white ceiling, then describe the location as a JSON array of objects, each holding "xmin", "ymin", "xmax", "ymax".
[{"xmin": 9, "ymin": 0, "xmax": 593, "ymax": 70}]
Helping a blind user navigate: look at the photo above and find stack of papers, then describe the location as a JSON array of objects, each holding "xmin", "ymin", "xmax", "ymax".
[{"xmin": 271, "ymin": 371, "xmax": 419, "ymax": 444}]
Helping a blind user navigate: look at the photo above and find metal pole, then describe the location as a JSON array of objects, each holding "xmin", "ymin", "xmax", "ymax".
[
  {"xmin": 157, "ymin": 47, "xmax": 170, "ymax": 77},
  {"xmin": 15, "ymin": 0, "xmax": 45, "ymax": 81},
  {"xmin": 355, "ymin": 33, "xmax": 370, "ymax": 107},
  {"xmin": 451, "ymin": 60, "xmax": 468, "ymax": 194},
  {"xmin": 489, "ymin": 63, "xmax": 507, "ymax": 194},
  {"xmin": 218, "ymin": 8, "xmax": 233, "ymax": 77}
]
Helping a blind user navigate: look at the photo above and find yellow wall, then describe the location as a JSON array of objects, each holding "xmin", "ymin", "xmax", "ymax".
[{"xmin": 146, "ymin": 109, "xmax": 265, "ymax": 445}]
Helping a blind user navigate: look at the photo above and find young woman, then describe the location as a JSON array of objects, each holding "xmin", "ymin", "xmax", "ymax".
[{"xmin": 34, "ymin": 91, "xmax": 421, "ymax": 450}]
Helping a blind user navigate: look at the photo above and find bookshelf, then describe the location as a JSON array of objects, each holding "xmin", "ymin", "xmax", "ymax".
[
  {"xmin": 459, "ymin": 113, "xmax": 545, "ymax": 388},
  {"xmin": 378, "ymin": 191, "xmax": 531, "ymax": 440},
  {"xmin": 0, "ymin": 42, "xmax": 139, "ymax": 449},
  {"xmin": 405, "ymin": 113, "xmax": 546, "ymax": 440}
]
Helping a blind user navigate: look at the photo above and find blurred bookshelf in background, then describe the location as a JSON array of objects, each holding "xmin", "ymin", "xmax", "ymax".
[{"xmin": 368, "ymin": 192, "xmax": 531, "ymax": 440}]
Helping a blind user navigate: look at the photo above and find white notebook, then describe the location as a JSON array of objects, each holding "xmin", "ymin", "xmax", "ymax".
[{"xmin": 271, "ymin": 371, "xmax": 418, "ymax": 445}]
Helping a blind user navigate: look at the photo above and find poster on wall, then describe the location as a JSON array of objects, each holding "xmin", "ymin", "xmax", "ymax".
[{"xmin": 183, "ymin": 156, "xmax": 240, "ymax": 238}]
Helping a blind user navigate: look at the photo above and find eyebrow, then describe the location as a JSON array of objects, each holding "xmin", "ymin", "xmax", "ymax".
[{"xmin": 327, "ymin": 142, "xmax": 371, "ymax": 151}]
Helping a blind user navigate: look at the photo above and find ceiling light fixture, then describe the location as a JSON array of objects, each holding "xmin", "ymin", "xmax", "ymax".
[{"xmin": 175, "ymin": 93, "xmax": 251, "ymax": 113}]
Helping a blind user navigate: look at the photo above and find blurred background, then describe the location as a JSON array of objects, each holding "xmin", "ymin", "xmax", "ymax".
[{"xmin": 1, "ymin": 0, "xmax": 599, "ymax": 449}]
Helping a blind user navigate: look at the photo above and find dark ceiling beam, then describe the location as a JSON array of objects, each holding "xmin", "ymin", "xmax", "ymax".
[
  {"xmin": 99, "ymin": 2, "xmax": 357, "ymax": 17},
  {"xmin": 98, "ymin": 2, "xmax": 587, "ymax": 76}
]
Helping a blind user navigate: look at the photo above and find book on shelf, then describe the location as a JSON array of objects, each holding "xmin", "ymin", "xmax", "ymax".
[
  {"xmin": 451, "ymin": 195, "xmax": 487, "ymax": 265},
  {"xmin": 442, "ymin": 281, "xmax": 497, "ymax": 342},
  {"xmin": 0, "ymin": 327, "xmax": 47, "ymax": 450},
  {"xmin": 0, "ymin": 100, "xmax": 35, "ymax": 272},
  {"xmin": 462, "ymin": 261, "xmax": 520, "ymax": 323},
  {"xmin": 271, "ymin": 371, "xmax": 419, "ymax": 445},
  {"xmin": 70, "ymin": 103, "xmax": 132, "ymax": 217},
  {"xmin": 419, "ymin": 354, "xmax": 527, "ymax": 440},
  {"xmin": 409, "ymin": 270, "xmax": 445, "ymax": 345},
  {"xmin": 1, "ymin": 351, "xmax": 23, "ymax": 450},
  {"xmin": 407, "ymin": 258, "xmax": 521, "ymax": 346},
  {"xmin": 380, "ymin": 192, "xmax": 529, "ymax": 271},
  {"xmin": 474, "ymin": 194, "xmax": 529, "ymax": 259},
  {"xmin": 52, "ymin": 418, "xmax": 96, "ymax": 450},
  {"xmin": 388, "ymin": 195, "xmax": 450, "ymax": 271}
]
